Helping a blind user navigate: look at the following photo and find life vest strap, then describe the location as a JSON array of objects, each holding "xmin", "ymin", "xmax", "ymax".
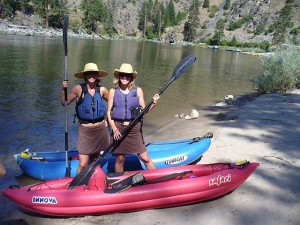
[{"xmin": 79, "ymin": 118, "xmax": 104, "ymax": 124}]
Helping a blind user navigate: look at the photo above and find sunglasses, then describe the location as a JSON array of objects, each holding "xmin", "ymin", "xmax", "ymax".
[
  {"xmin": 119, "ymin": 73, "xmax": 132, "ymax": 79},
  {"xmin": 84, "ymin": 72, "xmax": 98, "ymax": 77}
]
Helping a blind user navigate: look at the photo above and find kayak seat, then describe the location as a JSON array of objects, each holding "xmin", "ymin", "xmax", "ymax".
[
  {"xmin": 103, "ymin": 170, "xmax": 193, "ymax": 193},
  {"xmin": 104, "ymin": 172, "xmax": 145, "ymax": 193},
  {"xmin": 87, "ymin": 167, "xmax": 194, "ymax": 193},
  {"xmin": 87, "ymin": 166, "xmax": 108, "ymax": 191},
  {"xmin": 87, "ymin": 165, "xmax": 145, "ymax": 193}
]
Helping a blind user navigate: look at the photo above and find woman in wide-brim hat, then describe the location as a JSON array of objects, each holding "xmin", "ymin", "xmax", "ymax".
[
  {"xmin": 112, "ymin": 63, "xmax": 138, "ymax": 90},
  {"xmin": 74, "ymin": 63, "xmax": 108, "ymax": 79},
  {"xmin": 61, "ymin": 62, "xmax": 110, "ymax": 174},
  {"xmin": 107, "ymin": 63, "xmax": 160, "ymax": 172}
]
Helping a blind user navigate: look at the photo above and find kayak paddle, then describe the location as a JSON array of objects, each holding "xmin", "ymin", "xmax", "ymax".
[{"xmin": 63, "ymin": 15, "xmax": 70, "ymax": 177}]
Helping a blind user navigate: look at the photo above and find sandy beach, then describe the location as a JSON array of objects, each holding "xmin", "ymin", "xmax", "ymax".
[{"xmin": 1, "ymin": 91, "xmax": 299, "ymax": 225}]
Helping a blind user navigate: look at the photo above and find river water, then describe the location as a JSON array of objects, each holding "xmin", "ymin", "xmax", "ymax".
[{"xmin": 0, "ymin": 34, "xmax": 261, "ymax": 200}]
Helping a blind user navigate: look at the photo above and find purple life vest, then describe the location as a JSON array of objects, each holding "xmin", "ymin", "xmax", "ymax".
[{"xmin": 112, "ymin": 87, "xmax": 139, "ymax": 120}]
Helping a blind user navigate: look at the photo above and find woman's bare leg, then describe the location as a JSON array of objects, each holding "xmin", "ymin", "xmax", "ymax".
[
  {"xmin": 115, "ymin": 154, "xmax": 125, "ymax": 172},
  {"xmin": 138, "ymin": 152, "xmax": 155, "ymax": 170},
  {"xmin": 77, "ymin": 154, "xmax": 89, "ymax": 175}
]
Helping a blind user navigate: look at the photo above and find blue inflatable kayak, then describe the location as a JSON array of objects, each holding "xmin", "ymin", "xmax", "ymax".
[{"xmin": 15, "ymin": 132, "xmax": 213, "ymax": 180}]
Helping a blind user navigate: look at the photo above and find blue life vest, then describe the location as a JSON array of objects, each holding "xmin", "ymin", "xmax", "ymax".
[
  {"xmin": 112, "ymin": 87, "xmax": 139, "ymax": 120},
  {"xmin": 76, "ymin": 84, "xmax": 106, "ymax": 124}
]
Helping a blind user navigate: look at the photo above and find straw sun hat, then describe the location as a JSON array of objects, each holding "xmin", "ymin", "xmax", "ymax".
[
  {"xmin": 74, "ymin": 63, "xmax": 108, "ymax": 78},
  {"xmin": 114, "ymin": 63, "xmax": 138, "ymax": 80}
]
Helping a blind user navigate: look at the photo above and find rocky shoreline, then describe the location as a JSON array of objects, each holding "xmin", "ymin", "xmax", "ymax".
[
  {"xmin": 0, "ymin": 22, "xmax": 194, "ymax": 46},
  {"xmin": 0, "ymin": 22, "xmax": 274, "ymax": 56},
  {"xmin": 0, "ymin": 22, "xmax": 107, "ymax": 40}
]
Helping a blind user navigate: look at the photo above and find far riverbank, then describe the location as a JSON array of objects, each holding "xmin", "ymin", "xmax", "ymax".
[{"xmin": 0, "ymin": 21, "xmax": 271, "ymax": 57}]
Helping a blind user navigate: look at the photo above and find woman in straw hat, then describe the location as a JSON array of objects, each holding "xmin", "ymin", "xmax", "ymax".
[
  {"xmin": 107, "ymin": 63, "xmax": 160, "ymax": 172},
  {"xmin": 61, "ymin": 63, "xmax": 110, "ymax": 174}
]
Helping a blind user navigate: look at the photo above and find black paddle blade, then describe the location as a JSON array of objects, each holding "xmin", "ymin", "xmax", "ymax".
[
  {"xmin": 171, "ymin": 55, "xmax": 196, "ymax": 80},
  {"xmin": 159, "ymin": 54, "xmax": 197, "ymax": 95},
  {"xmin": 69, "ymin": 160, "xmax": 99, "ymax": 188},
  {"xmin": 63, "ymin": 15, "xmax": 69, "ymax": 56}
]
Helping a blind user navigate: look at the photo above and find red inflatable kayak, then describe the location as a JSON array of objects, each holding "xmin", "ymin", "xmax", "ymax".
[{"xmin": 2, "ymin": 161, "xmax": 259, "ymax": 217}]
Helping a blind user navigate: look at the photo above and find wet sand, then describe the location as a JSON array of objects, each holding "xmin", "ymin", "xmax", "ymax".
[{"xmin": 1, "ymin": 91, "xmax": 299, "ymax": 225}]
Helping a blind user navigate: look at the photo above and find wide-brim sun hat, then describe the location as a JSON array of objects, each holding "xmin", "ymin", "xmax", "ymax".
[
  {"xmin": 74, "ymin": 63, "xmax": 108, "ymax": 78},
  {"xmin": 114, "ymin": 63, "xmax": 138, "ymax": 80}
]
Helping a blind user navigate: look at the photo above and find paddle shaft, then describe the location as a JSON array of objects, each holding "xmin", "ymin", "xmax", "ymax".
[
  {"xmin": 63, "ymin": 15, "xmax": 70, "ymax": 177},
  {"xmin": 68, "ymin": 54, "xmax": 197, "ymax": 188}
]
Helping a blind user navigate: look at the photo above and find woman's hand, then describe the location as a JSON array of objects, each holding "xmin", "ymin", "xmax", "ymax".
[
  {"xmin": 113, "ymin": 128, "xmax": 122, "ymax": 140},
  {"xmin": 152, "ymin": 93, "xmax": 160, "ymax": 104},
  {"xmin": 62, "ymin": 80, "xmax": 69, "ymax": 89},
  {"xmin": 145, "ymin": 93, "xmax": 160, "ymax": 113}
]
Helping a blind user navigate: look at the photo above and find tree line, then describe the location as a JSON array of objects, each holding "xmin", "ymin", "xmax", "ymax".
[{"xmin": 0, "ymin": 0, "xmax": 298, "ymax": 47}]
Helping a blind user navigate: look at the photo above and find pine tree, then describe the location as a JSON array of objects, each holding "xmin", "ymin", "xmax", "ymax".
[
  {"xmin": 166, "ymin": 0, "xmax": 176, "ymax": 26},
  {"xmin": 31, "ymin": 0, "xmax": 68, "ymax": 28},
  {"xmin": 210, "ymin": 19, "xmax": 225, "ymax": 45},
  {"xmin": 81, "ymin": 0, "xmax": 112, "ymax": 33},
  {"xmin": 272, "ymin": 4, "xmax": 293, "ymax": 44},
  {"xmin": 138, "ymin": 0, "xmax": 153, "ymax": 36},
  {"xmin": 202, "ymin": 0, "xmax": 209, "ymax": 8},
  {"xmin": 223, "ymin": 0, "xmax": 231, "ymax": 10},
  {"xmin": 183, "ymin": 0, "xmax": 200, "ymax": 42},
  {"xmin": 152, "ymin": 0, "xmax": 161, "ymax": 36},
  {"xmin": 229, "ymin": 35, "xmax": 238, "ymax": 46}
]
